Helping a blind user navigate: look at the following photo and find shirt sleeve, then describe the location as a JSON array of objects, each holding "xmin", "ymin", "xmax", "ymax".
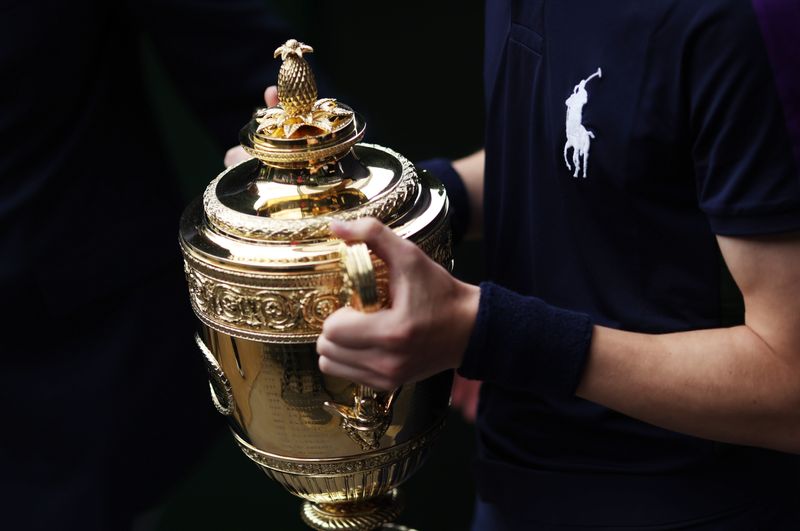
[{"xmin": 689, "ymin": 1, "xmax": 800, "ymax": 236}]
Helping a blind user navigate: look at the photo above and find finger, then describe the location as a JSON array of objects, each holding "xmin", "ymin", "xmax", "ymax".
[
  {"xmin": 463, "ymin": 382, "xmax": 481, "ymax": 423},
  {"xmin": 317, "ymin": 335, "xmax": 408, "ymax": 389},
  {"xmin": 451, "ymin": 375, "xmax": 467, "ymax": 406},
  {"xmin": 451, "ymin": 375, "xmax": 481, "ymax": 421},
  {"xmin": 321, "ymin": 307, "xmax": 397, "ymax": 349},
  {"xmin": 318, "ymin": 355, "xmax": 394, "ymax": 391},
  {"xmin": 330, "ymin": 218, "xmax": 417, "ymax": 271},
  {"xmin": 224, "ymin": 146, "xmax": 253, "ymax": 168},
  {"xmin": 317, "ymin": 334, "xmax": 386, "ymax": 371},
  {"xmin": 265, "ymin": 85, "xmax": 278, "ymax": 107}
]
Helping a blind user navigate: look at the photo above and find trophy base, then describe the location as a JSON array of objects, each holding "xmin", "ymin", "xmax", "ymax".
[{"xmin": 301, "ymin": 489, "xmax": 404, "ymax": 531}]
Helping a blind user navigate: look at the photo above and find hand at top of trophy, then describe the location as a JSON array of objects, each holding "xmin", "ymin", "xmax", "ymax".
[
  {"xmin": 223, "ymin": 85, "xmax": 278, "ymax": 168},
  {"xmin": 316, "ymin": 218, "xmax": 481, "ymax": 391}
]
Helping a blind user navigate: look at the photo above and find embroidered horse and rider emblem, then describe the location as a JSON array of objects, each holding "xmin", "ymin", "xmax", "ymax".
[{"xmin": 564, "ymin": 68, "xmax": 602, "ymax": 178}]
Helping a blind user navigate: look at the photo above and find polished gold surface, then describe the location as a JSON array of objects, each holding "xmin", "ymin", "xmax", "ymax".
[
  {"xmin": 197, "ymin": 328, "xmax": 451, "ymax": 529},
  {"xmin": 273, "ymin": 40, "xmax": 317, "ymax": 121},
  {"xmin": 257, "ymin": 98, "xmax": 354, "ymax": 139},
  {"xmin": 202, "ymin": 145, "xmax": 420, "ymax": 242},
  {"xmin": 248, "ymin": 39, "xmax": 359, "ymax": 171},
  {"xmin": 301, "ymin": 490, "xmax": 403, "ymax": 531},
  {"xmin": 179, "ymin": 39, "xmax": 452, "ymax": 530},
  {"xmin": 245, "ymin": 111, "xmax": 364, "ymax": 171},
  {"xmin": 200, "ymin": 330, "xmax": 450, "ymax": 462},
  {"xmin": 340, "ymin": 242, "xmax": 380, "ymax": 312},
  {"xmin": 182, "ymin": 145, "xmax": 451, "ymax": 344},
  {"xmin": 194, "ymin": 333, "xmax": 233, "ymax": 416}
]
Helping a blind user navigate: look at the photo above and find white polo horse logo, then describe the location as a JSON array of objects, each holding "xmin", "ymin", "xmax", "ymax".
[{"xmin": 564, "ymin": 68, "xmax": 602, "ymax": 178}]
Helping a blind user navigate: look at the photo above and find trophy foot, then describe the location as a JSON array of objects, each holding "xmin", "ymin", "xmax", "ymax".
[{"xmin": 301, "ymin": 489, "xmax": 404, "ymax": 531}]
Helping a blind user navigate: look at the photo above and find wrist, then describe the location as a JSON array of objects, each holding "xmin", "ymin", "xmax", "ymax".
[
  {"xmin": 449, "ymin": 280, "xmax": 481, "ymax": 370},
  {"xmin": 457, "ymin": 282, "xmax": 594, "ymax": 398}
]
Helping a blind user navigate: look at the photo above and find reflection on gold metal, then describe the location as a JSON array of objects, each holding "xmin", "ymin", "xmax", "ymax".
[
  {"xmin": 204, "ymin": 145, "xmax": 419, "ymax": 241},
  {"xmin": 244, "ymin": 117, "xmax": 364, "ymax": 171},
  {"xmin": 277, "ymin": 344, "xmax": 333, "ymax": 425},
  {"xmin": 340, "ymin": 242, "xmax": 380, "ymax": 312},
  {"xmin": 255, "ymin": 39, "xmax": 354, "ymax": 140},
  {"xmin": 275, "ymin": 39, "xmax": 316, "ymax": 116},
  {"xmin": 254, "ymin": 182, "xmax": 369, "ymax": 219},
  {"xmin": 302, "ymin": 490, "xmax": 403, "ymax": 531},
  {"xmin": 194, "ymin": 333, "xmax": 234, "ymax": 416},
  {"xmin": 324, "ymin": 386, "xmax": 401, "ymax": 451},
  {"xmin": 233, "ymin": 418, "xmax": 445, "ymax": 477},
  {"xmin": 258, "ymin": 97, "xmax": 354, "ymax": 140},
  {"xmin": 244, "ymin": 39, "xmax": 362, "ymax": 172},
  {"xmin": 180, "ymin": 38, "xmax": 453, "ymax": 530}
]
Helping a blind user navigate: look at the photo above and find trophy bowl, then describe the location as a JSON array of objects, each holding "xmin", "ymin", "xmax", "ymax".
[{"xmin": 179, "ymin": 40, "xmax": 453, "ymax": 530}]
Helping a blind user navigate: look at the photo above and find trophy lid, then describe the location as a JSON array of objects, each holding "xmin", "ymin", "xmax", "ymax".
[{"xmin": 181, "ymin": 39, "xmax": 450, "ymax": 274}]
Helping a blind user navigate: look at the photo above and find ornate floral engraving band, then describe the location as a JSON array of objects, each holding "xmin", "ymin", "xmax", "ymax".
[{"xmin": 179, "ymin": 39, "xmax": 453, "ymax": 530}]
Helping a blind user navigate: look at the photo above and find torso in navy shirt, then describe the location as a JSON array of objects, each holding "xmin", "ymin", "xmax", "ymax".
[{"xmin": 477, "ymin": 0, "xmax": 800, "ymax": 526}]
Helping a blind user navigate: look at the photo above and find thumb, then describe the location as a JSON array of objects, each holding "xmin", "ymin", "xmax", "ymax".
[
  {"xmin": 330, "ymin": 218, "xmax": 414, "ymax": 271},
  {"xmin": 224, "ymin": 146, "xmax": 253, "ymax": 168},
  {"xmin": 265, "ymin": 85, "xmax": 278, "ymax": 107}
]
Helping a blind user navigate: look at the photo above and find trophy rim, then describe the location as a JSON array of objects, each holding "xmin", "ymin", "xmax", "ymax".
[{"xmin": 232, "ymin": 417, "xmax": 446, "ymax": 475}]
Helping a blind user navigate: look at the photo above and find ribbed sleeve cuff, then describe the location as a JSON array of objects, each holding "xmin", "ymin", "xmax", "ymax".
[
  {"xmin": 458, "ymin": 282, "xmax": 594, "ymax": 399},
  {"xmin": 417, "ymin": 158, "xmax": 470, "ymax": 243}
]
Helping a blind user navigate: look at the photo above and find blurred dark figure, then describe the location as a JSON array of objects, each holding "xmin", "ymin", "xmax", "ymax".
[{"xmin": 0, "ymin": 2, "xmax": 293, "ymax": 529}]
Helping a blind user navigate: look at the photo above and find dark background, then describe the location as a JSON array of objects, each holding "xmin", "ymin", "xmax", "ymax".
[{"xmin": 141, "ymin": 1, "xmax": 486, "ymax": 529}]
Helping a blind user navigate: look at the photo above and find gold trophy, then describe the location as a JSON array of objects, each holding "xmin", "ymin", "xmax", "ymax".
[{"xmin": 179, "ymin": 40, "xmax": 453, "ymax": 530}]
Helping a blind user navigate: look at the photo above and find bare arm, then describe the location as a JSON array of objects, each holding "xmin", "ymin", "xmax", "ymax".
[
  {"xmin": 452, "ymin": 150, "xmax": 485, "ymax": 239},
  {"xmin": 319, "ymin": 222, "xmax": 800, "ymax": 454},
  {"xmin": 577, "ymin": 233, "xmax": 800, "ymax": 453}
]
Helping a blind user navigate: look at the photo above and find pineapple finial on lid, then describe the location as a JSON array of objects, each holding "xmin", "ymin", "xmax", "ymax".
[
  {"xmin": 274, "ymin": 39, "xmax": 317, "ymax": 116},
  {"xmin": 256, "ymin": 39, "xmax": 353, "ymax": 139}
]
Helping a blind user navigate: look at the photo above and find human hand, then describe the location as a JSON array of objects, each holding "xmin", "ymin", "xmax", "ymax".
[
  {"xmin": 451, "ymin": 374, "xmax": 481, "ymax": 423},
  {"xmin": 223, "ymin": 85, "xmax": 278, "ymax": 167},
  {"xmin": 317, "ymin": 218, "xmax": 480, "ymax": 391}
]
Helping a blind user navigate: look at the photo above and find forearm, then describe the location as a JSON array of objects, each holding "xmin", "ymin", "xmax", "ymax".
[
  {"xmin": 452, "ymin": 149, "xmax": 485, "ymax": 239},
  {"xmin": 459, "ymin": 276, "xmax": 800, "ymax": 453},
  {"xmin": 578, "ymin": 324, "xmax": 800, "ymax": 453}
]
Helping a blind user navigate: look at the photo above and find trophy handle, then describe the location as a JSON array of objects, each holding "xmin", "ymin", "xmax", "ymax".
[
  {"xmin": 195, "ymin": 333, "xmax": 234, "ymax": 416},
  {"xmin": 338, "ymin": 241, "xmax": 381, "ymax": 312},
  {"xmin": 323, "ymin": 242, "xmax": 400, "ymax": 451}
]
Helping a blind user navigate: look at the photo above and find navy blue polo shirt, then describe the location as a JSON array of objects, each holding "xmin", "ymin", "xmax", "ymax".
[{"xmin": 437, "ymin": 0, "xmax": 800, "ymax": 526}]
